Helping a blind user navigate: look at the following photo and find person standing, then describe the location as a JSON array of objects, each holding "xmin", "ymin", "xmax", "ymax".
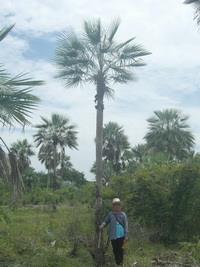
[{"xmin": 99, "ymin": 198, "xmax": 128, "ymax": 266}]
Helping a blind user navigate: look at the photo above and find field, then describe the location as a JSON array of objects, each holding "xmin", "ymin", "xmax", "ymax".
[{"xmin": 0, "ymin": 205, "xmax": 193, "ymax": 267}]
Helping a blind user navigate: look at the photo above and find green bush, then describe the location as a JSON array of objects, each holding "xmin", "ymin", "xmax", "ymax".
[
  {"xmin": 107, "ymin": 161, "xmax": 200, "ymax": 243},
  {"xmin": 22, "ymin": 189, "xmax": 61, "ymax": 205}
]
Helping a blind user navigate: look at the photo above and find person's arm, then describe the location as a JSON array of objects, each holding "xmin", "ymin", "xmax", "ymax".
[{"xmin": 99, "ymin": 212, "xmax": 111, "ymax": 230}]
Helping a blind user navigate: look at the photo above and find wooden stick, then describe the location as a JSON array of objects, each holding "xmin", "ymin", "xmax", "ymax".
[{"xmin": 98, "ymin": 230, "xmax": 102, "ymax": 249}]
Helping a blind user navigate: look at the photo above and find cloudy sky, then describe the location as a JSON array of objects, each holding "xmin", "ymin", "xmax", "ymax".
[{"xmin": 0, "ymin": 0, "xmax": 200, "ymax": 180}]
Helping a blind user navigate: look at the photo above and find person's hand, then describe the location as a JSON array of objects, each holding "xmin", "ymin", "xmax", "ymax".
[
  {"xmin": 99, "ymin": 223, "xmax": 105, "ymax": 231},
  {"xmin": 123, "ymin": 237, "xmax": 128, "ymax": 248}
]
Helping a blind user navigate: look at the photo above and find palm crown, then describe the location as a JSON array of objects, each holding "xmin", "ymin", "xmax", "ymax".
[
  {"xmin": 55, "ymin": 19, "xmax": 151, "ymax": 96},
  {"xmin": 34, "ymin": 114, "xmax": 78, "ymax": 149},
  {"xmin": 145, "ymin": 109, "xmax": 195, "ymax": 160}
]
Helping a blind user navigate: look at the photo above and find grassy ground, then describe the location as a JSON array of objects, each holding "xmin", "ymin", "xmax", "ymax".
[{"xmin": 0, "ymin": 205, "xmax": 190, "ymax": 267}]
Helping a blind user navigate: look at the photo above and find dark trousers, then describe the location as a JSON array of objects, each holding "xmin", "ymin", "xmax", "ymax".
[{"xmin": 111, "ymin": 237, "xmax": 124, "ymax": 265}]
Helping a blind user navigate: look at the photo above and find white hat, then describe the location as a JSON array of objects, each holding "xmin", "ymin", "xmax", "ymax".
[{"xmin": 112, "ymin": 198, "xmax": 121, "ymax": 204}]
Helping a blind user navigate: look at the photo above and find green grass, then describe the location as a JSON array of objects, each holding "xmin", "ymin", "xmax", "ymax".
[{"xmin": 0, "ymin": 205, "xmax": 191, "ymax": 267}]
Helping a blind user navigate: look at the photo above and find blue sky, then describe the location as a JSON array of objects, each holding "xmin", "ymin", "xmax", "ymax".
[{"xmin": 1, "ymin": 0, "xmax": 200, "ymax": 179}]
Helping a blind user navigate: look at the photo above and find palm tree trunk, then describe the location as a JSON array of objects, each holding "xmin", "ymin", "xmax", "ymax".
[
  {"xmin": 61, "ymin": 147, "xmax": 65, "ymax": 179},
  {"xmin": 94, "ymin": 78, "xmax": 105, "ymax": 266},
  {"xmin": 0, "ymin": 146, "xmax": 9, "ymax": 184},
  {"xmin": 8, "ymin": 152, "xmax": 24, "ymax": 205},
  {"xmin": 47, "ymin": 168, "xmax": 50, "ymax": 189},
  {"xmin": 53, "ymin": 145, "xmax": 57, "ymax": 190}
]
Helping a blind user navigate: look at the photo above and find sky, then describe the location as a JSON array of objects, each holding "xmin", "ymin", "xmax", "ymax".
[{"xmin": 0, "ymin": 0, "xmax": 200, "ymax": 180}]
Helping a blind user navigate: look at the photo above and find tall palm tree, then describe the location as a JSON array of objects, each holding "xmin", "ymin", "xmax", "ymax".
[
  {"xmin": 10, "ymin": 139, "xmax": 34, "ymax": 174},
  {"xmin": 184, "ymin": 0, "xmax": 200, "ymax": 24},
  {"xmin": 54, "ymin": 19, "xmax": 150, "ymax": 264},
  {"xmin": 103, "ymin": 122, "xmax": 130, "ymax": 174},
  {"xmin": 145, "ymin": 109, "xmax": 195, "ymax": 161},
  {"xmin": 34, "ymin": 114, "xmax": 78, "ymax": 189}
]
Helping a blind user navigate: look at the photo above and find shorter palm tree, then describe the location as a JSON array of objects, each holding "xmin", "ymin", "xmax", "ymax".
[
  {"xmin": 132, "ymin": 144, "xmax": 148, "ymax": 164},
  {"xmin": 34, "ymin": 114, "xmax": 78, "ymax": 189},
  {"xmin": 145, "ymin": 109, "xmax": 195, "ymax": 161},
  {"xmin": 103, "ymin": 122, "xmax": 131, "ymax": 174},
  {"xmin": 10, "ymin": 139, "xmax": 34, "ymax": 174}
]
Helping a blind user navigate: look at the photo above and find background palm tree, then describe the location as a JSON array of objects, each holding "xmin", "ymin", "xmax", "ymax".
[
  {"xmin": 34, "ymin": 114, "xmax": 78, "ymax": 189},
  {"xmin": 132, "ymin": 143, "xmax": 148, "ymax": 164},
  {"xmin": 10, "ymin": 139, "xmax": 34, "ymax": 175},
  {"xmin": 103, "ymin": 122, "xmax": 130, "ymax": 174},
  {"xmin": 38, "ymin": 142, "xmax": 56, "ymax": 172},
  {"xmin": 55, "ymin": 19, "xmax": 150, "ymax": 264},
  {"xmin": 145, "ymin": 109, "xmax": 195, "ymax": 161}
]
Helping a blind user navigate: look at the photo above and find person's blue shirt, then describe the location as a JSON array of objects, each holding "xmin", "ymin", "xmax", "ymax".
[{"xmin": 101, "ymin": 211, "xmax": 128, "ymax": 240}]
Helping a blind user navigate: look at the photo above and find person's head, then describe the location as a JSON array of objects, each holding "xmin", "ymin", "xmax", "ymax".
[{"xmin": 112, "ymin": 198, "xmax": 122, "ymax": 212}]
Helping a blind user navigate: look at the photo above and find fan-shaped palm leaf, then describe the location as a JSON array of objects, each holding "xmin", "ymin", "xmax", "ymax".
[{"xmin": 0, "ymin": 25, "xmax": 43, "ymax": 126}]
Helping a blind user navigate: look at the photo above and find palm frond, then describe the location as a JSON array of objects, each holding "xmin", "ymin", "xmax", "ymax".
[
  {"xmin": 184, "ymin": 0, "xmax": 199, "ymax": 4},
  {"xmin": 104, "ymin": 86, "xmax": 114, "ymax": 99},
  {"xmin": 55, "ymin": 19, "xmax": 150, "ymax": 92},
  {"xmin": 84, "ymin": 19, "xmax": 101, "ymax": 45},
  {"xmin": 114, "ymin": 38, "xmax": 136, "ymax": 51},
  {"xmin": 184, "ymin": 0, "xmax": 200, "ymax": 24},
  {"xmin": 0, "ymin": 87, "xmax": 40, "ymax": 126},
  {"xmin": 110, "ymin": 66, "xmax": 134, "ymax": 83},
  {"xmin": 4, "ymin": 72, "xmax": 44, "ymax": 87},
  {"xmin": 0, "ymin": 24, "xmax": 15, "ymax": 42},
  {"xmin": 55, "ymin": 30, "xmax": 93, "ymax": 87},
  {"xmin": 0, "ymin": 67, "xmax": 43, "ymax": 126},
  {"xmin": 107, "ymin": 18, "xmax": 121, "ymax": 42}
]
